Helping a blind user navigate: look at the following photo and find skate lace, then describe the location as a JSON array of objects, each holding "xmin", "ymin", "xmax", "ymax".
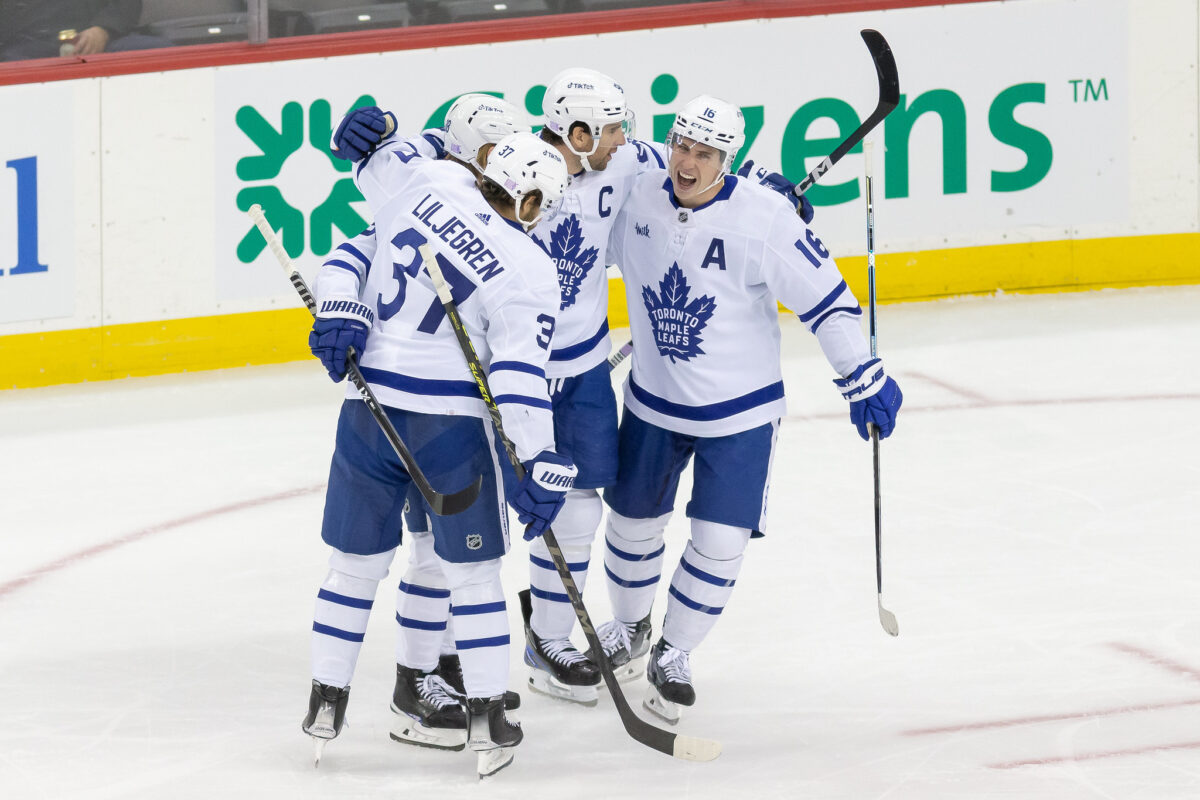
[
  {"xmin": 597, "ymin": 619, "xmax": 632, "ymax": 657},
  {"xmin": 657, "ymin": 645, "xmax": 692, "ymax": 685},
  {"xmin": 419, "ymin": 674, "xmax": 462, "ymax": 710},
  {"xmin": 541, "ymin": 637, "xmax": 589, "ymax": 666}
]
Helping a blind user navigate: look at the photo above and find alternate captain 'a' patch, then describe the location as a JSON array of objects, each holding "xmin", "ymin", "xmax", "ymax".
[
  {"xmin": 641, "ymin": 263, "xmax": 716, "ymax": 363},
  {"xmin": 538, "ymin": 215, "xmax": 598, "ymax": 310}
]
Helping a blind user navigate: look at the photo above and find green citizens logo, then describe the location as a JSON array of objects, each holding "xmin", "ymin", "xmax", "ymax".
[{"xmin": 234, "ymin": 95, "xmax": 377, "ymax": 263}]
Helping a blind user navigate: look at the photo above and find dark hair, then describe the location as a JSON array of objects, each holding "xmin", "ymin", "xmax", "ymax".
[
  {"xmin": 540, "ymin": 121, "xmax": 590, "ymax": 148},
  {"xmin": 478, "ymin": 178, "xmax": 544, "ymax": 217}
]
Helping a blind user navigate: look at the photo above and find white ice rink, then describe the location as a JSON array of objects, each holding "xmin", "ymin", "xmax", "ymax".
[{"xmin": 2, "ymin": 285, "xmax": 1199, "ymax": 799}]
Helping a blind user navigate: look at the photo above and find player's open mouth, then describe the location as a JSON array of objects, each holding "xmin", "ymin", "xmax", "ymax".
[{"xmin": 676, "ymin": 170, "xmax": 698, "ymax": 192}]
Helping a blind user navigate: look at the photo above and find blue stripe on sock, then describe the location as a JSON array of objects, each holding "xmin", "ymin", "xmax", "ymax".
[
  {"xmin": 667, "ymin": 585, "xmax": 723, "ymax": 615},
  {"xmin": 312, "ymin": 621, "xmax": 366, "ymax": 642},
  {"xmin": 530, "ymin": 554, "xmax": 590, "ymax": 572},
  {"xmin": 396, "ymin": 613, "xmax": 447, "ymax": 631},
  {"xmin": 456, "ymin": 634, "xmax": 511, "ymax": 650},
  {"xmin": 399, "ymin": 581, "xmax": 451, "ymax": 599},
  {"xmin": 317, "ymin": 589, "xmax": 374, "ymax": 609},
  {"xmin": 604, "ymin": 564, "xmax": 661, "ymax": 589},
  {"xmin": 451, "ymin": 600, "xmax": 507, "ymax": 616},
  {"xmin": 529, "ymin": 585, "xmax": 570, "ymax": 603},
  {"xmin": 606, "ymin": 539, "xmax": 666, "ymax": 562},
  {"xmin": 680, "ymin": 557, "xmax": 737, "ymax": 588}
]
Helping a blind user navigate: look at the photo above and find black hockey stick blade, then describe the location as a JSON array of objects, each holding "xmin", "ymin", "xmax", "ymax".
[{"xmin": 794, "ymin": 29, "xmax": 900, "ymax": 197}]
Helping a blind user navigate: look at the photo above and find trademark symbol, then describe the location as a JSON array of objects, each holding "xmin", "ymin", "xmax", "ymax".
[{"xmin": 1069, "ymin": 78, "xmax": 1109, "ymax": 102}]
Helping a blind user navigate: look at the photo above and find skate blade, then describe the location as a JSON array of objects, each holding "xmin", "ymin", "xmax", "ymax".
[
  {"xmin": 476, "ymin": 746, "xmax": 515, "ymax": 778},
  {"xmin": 527, "ymin": 670, "xmax": 599, "ymax": 706},
  {"xmin": 642, "ymin": 685, "xmax": 683, "ymax": 724},
  {"xmin": 311, "ymin": 736, "xmax": 328, "ymax": 767},
  {"xmin": 389, "ymin": 718, "xmax": 467, "ymax": 752}
]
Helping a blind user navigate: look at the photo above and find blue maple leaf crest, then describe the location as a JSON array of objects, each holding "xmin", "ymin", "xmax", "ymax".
[
  {"xmin": 641, "ymin": 263, "xmax": 717, "ymax": 363},
  {"xmin": 536, "ymin": 215, "xmax": 598, "ymax": 310}
]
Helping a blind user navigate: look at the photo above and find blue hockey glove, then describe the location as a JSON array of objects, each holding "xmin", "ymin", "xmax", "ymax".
[
  {"xmin": 833, "ymin": 358, "xmax": 903, "ymax": 440},
  {"xmin": 308, "ymin": 297, "xmax": 374, "ymax": 381},
  {"xmin": 511, "ymin": 451, "xmax": 578, "ymax": 541},
  {"xmin": 737, "ymin": 159, "xmax": 814, "ymax": 223},
  {"xmin": 331, "ymin": 106, "xmax": 395, "ymax": 161}
]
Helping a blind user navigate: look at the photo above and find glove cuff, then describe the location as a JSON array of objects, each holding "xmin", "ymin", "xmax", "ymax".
[
  {"xmin": 315, "ymin": 296, "xmax": 375, "ymax": 328},
  {"xmin": 833, "ymin": 358, "xmax": 887, "ymax": 401},
  {"xmin": 526, "ymin": 457, "xmax": 578, "ymax": 492}
]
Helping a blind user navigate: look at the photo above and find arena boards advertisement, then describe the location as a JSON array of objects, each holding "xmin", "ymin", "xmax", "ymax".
[{"xmin": 213, "ymin": 0, "xmax": 1129, "ymax": 301}]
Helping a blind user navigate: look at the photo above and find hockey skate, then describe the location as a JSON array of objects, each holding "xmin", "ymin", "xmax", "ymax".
[
  {"xmin": 590, "ymin": 614, "xmax": 652, "ymax": 683},
  {"xmin": 434, "ymin": 653, "xmax": 521, "ymax": 711},
  {"xmin": 642, "ymin": 638, "xmax": 695, "ymax": 724},
  {"xmin": 301, "ymin": 680, "xmax": 349, "ymax": 767},
  {"xmin": 466, "ymin": 695, "xmax": 523, "ymax": 778},
  {"xmin": 518, "ymin": 589, "xmax": 601, "ymax": 705},
  {"xmin": 389, "ymin": 665, "xmax": 468, "ymax": 751}
]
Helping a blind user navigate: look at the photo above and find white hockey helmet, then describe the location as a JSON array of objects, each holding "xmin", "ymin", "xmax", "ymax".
[
  {"xmin": 444, "ymin": 93, "xmax": 528, "ymax": 172},
  {"xmin": 668, "ymin": 94, "xmax": 746, "ymax": 175},
  {"xmin": 482, "ymin": 131, "xmax": 570, "ymax": 230},
  {"xmin": 542, "ymin": 67, "xmax": 631, "ymax": 160}
]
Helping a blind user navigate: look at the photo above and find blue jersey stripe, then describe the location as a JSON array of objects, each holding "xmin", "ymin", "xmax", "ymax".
[
  {"xmin": 422, "ymin": 132, "xmax": 446, "ymax": 159},
  {"xmin": 451, "ymin": 600, "xmax": 507, "ymax": 616},
  {"xmin": 489, "ymin": 360, "xmax": 546, "ymax": 379},
  {"xmin": 810, "ymin": 305, "xmax": 863, "ymax": 333},
  {"xmin": 312, "ymin": 621, "xmax": 366, "ymax": 642},
  {"xmin": 338, "ymin": 242, "xmax": 371, "ymax": 269},
  {"xmin": 494, "ymin": 394, "xmax": 552, "ymax": 410},
  {"xmin": 456, "ymin": 634, "xmax": 511, "ymax": 650},
  {"xmin": 398, "ymin": 580, "xmax": 451, "ymax": 599},
  {"xmin": 360, "ymin": 367, "xmax": 482, "ymax": 399},
  {"xmin": 604, "ymin": 564, "xmax": 661, "ymax": 589},
  {"xmin": 395, "ymin": 613, "xmax": 448, "ymax": 631},
  {"xmin": 667, "ymin": 585, "xmax": 723, "ymax": 615},
  {"xmin": 323, "ymin": 259, "xmax": 361, "ymax": 277},
  {"xmin": 629, "ymin": 377, "xmax": 785, "ymax": 422},
  {"xmin": 530, "ymin": 554, "xmax": 590, "ymax": 573},
  {"xmin": 316, "ymin": 589, "xmax": 374, "ymax": 610},
  {"xmin": 549, "ymin": 320, "xmax": 609, "ymax": 362},
  {"xmin": 680, "ymin": 557, "xmax": 736, "ymax": 588},
  {"xmin": 606, "ymin": 539, "xmax": 666, "ymax": 562},
  {"xmin": 797, "ymin": 281, "xmax": 849, "ymax": 323},
  {"xmin": 529, "ymin": 585, "xmax": 570, "ymax": 603}
]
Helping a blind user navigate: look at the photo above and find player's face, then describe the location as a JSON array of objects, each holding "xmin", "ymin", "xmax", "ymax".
[
  {"xmin": 669, "ymin": 137, "xmax": 725, "ymax": 206},
  {"xmin": 585, "ymin": 121, "xmax": 627, "ymax": 171}
]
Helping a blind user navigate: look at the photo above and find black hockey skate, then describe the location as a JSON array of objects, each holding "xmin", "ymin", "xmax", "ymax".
[
  {"xmin": 390, "ymin": 664, "xmax": 467, "ymax": 751},
  {"xmin": 643, "ymin": 638, "xmax": 695, "ymax": 724},
  {"xmin": 301, "ymin": 680, "xmax": 349, "ymax": 767},
  {"xmin": 518, "ymin": 589, "xmax": 600, "ymax": 705},
  {"xmin": 466, "ymin": 695, "xmax": 523, "ymax": 778},
  {"xmin": 590, "ymin": 613, "xmax": 653, "ymax": 683},
  {"xmin": 435, "ymin": 653, "xmax": 521, "ymax": 711}
]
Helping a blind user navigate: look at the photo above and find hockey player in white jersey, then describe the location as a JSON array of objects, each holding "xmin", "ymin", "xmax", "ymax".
[
  {"xmin": 320, "ymin": 95, "xmax": 529, "ymax": 755},
  {"xmin": 600, "ymin": 95, "xmax": 904, "ymax": 723},
  {"xmin": 302, "ymin": 130, "xmax": 572, "ymax": 776}
]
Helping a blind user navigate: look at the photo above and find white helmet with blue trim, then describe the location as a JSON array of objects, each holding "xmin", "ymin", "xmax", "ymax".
[
  {"xmin": 444, "ymin": 93, "xmax": 528, "ymax": 172},
  {"xmin": 542, "ymin": 67, "xmax": 632, "ymax": 162},
  {"xmin": 482, "ymin": 132, "xmax": 569, "ymax": 230},
  {"xmin": 668, "ymin": 94, "xmax": 746, "ymax": 176}
]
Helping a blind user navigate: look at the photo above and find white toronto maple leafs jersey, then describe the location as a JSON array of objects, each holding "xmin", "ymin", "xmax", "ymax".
[
  {"xmin": 314, "ymin": 153, "xmax": 561, "ymax": 462},
  {"xmin": 608, "ymin": 174, "xmax": 872, "ymax": 437},
  {"xmin": 531, "ymin": 139, "xmax": 667, "ymax": 379}
]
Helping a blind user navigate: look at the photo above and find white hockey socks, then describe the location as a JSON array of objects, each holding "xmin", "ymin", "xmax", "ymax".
[
  {"xmin": 444, "ymin": 559, "xmax": 509, "ymax": 698},
  {"xmin": 394, "ymin": 531, "xmax": 450, "ymax": 672},
  {"xmin": 529, "ymin": 489, "xmax": 602, "ymax": 639},
  {"xmin": 312, "ymin": 548, "xmax": 394, "ymax": 688},
  {"xmin": 604, "ymin": 510, "xmax": 669, "ymax": 624},
  {"xmin": 662, "ymin": 522, "xmax": 750, "ymax": 652}
]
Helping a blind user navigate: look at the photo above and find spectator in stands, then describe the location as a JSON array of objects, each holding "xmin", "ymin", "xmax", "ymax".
[{"xmin": 1, "ymin": 0, "xmax": 170, "ymax": 61}]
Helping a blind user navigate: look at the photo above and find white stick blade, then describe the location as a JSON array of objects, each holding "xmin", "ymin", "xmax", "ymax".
[
  {"xmin": 672, "ymin": 734, "xmax": 722, "ymax": 762},
  {"xmin": 878, "ymin": 598, "xmax": 899, "ymax": 636}
]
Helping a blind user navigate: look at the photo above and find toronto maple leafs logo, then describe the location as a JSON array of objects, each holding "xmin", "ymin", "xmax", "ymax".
[
  {"xmin": 537, "ymin": 215, "xmax": 598, "ymax": 310},
  {"xmin": 642, "ymin": 263, "xmax": 716, "ymax": 363}
]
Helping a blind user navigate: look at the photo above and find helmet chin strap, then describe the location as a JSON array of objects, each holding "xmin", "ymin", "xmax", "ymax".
[{"xmin": 562, "ymin": 122, "xmax": 602, "ymax": 173}]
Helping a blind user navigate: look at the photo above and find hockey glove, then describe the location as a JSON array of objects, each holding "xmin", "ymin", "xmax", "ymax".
[
  {"xmin": 308, "ymin": 297, "xmax": 374, "ymax": 382},
  {"xmin": 331, "ymin": 106, "xmax": 395, "ymax": 161},
  {"xmin": 737, "ymin": 159, "xmax": 814, "ymax": 223},
  {"xmin": 511, "ymin": 451, "xmax": 578, "ymax": 541},
  {"xmin": 833, "ymin": 358, "xmax": 903, "ymax": 440}
]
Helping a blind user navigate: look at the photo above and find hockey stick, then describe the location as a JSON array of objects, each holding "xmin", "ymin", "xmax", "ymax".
[
  {"xmin": 607, "ymin": 339, "xmax": 633, "ymax": 370},
  {"xmin": 793, "ymin": 29, "xmax": 900, "ymax": 199},
  {"xmin": 418, "ymin": 243, "xmax": 721, "ymax": 763},
  {"xmin": 247, "ymin": 205, "xmax": 483, "ymax": 516},
  {"xmin": 863, "ymin": 143, "xmax": 899, "ymax": 637}
]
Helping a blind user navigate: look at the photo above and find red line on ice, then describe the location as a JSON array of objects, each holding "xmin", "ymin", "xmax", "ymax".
[
  {"xmin": 0, "ymin": 484, "xmax": 324, "ymax": 599},
  {"xmin": 789, "ymin": 392, "xmax": 1200, "ymax": 422},
  {"xmin": 990, "ymin": 739, "xmax": 1200, "ymax": 769},
  {"xmin": 902, "ymin": 697, "xmax": 1200, "ymax": 736},
  {"xmin": 1108, "ymin": 642, "xmax": 1200, "ymax": 684}
]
